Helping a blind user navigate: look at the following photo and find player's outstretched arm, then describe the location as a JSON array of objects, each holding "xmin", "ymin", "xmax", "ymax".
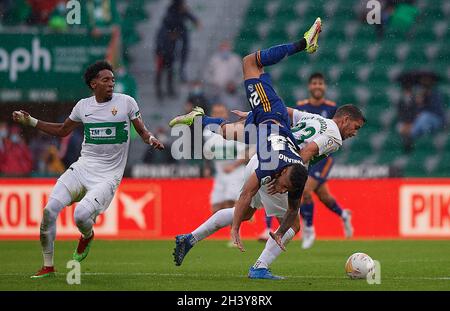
[
  {"xmin": 12, "ymin": 110, "xmax": 80, "ymax": 137},
  {"xmin": 231, "ymin": 172, "xmax": 260, "ymax": 252},
  {"xmin": 270, "ymin": 198, "xmax": 300, "ymax": 251},
  {"xmin": 299, "ymin": 141, "xmax": 319, "ymax": 164},
  {"xmin": 131, "ymin": 117, "xmax": 164, "ymax": 150}
]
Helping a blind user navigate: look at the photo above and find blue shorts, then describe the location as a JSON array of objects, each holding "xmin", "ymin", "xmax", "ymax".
[
  {"xmin": 244, "ymin": 73, "xmax": 291, "ymax": 130},
  {"xmin": 308, "ymin": 156, "xmax": 334, "ymax": 188},
  {"xmin": 243, "ymin": 73, "xmax": 295, "ymax": 146}
]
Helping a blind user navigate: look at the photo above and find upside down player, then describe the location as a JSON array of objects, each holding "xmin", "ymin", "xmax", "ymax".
[
  {"xmin": 12, "ymin": 61, "xmax": 164, "ymax": 278},
  {"xmin": 268, "ymin": 72, "xmax": 354, "ymax": 249},
  {"xmin": 171, "ymin": 102, "xmax": 365, "ymax": 279},
  {"xmin": 171, "ymin": 18, "xmax": 321, "ymax": 278}
]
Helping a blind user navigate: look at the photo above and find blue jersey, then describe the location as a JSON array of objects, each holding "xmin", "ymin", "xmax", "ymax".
[
  {"xmin": 244, "ymin": 73, "xmax": 304, "ymax": 197},
  {"xmin": 295, "ymin": 99, "xmax": 337, "ymax": 119}
]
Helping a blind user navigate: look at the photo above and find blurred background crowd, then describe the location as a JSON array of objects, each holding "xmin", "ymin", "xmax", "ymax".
[{"xmin": 0, "ymin": 0, "xmax": 448, "ymax": 178}]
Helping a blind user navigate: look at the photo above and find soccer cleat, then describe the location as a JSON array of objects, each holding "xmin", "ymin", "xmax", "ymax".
[
  {"xmin": 257, "ymin": 228, "xmax": 271, "ymax": 242},
  {"xmin": 342, "ymin": 209, "xmax": 354, "ymax": 238},
  {"xmin": 248, "ymin": 267, "xmax": 284, "ymax": 280},
  {"xmin": 168, "ymin": 106, "xmax": 205, "ymax": 127},
  {"xmin": 173, "ymin": 234, "xmax": 194, "ymax": 266},
  {"xmin": 73, "ymin": 231, "xmax": 94, "ymax": 262},
  {"xmin": 304, "ymin": 17, "xmax": 322, "ymax": 54},
  {"xmin": 30, "ymin": 266, "xmax": 56, "ymax": 279},
  {"xmin": 301, "ymin": 225, "xmax": 316, "ymax": 249}
]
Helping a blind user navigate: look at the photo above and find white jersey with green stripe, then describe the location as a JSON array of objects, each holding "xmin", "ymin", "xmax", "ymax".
[
  {"xmin": 292, "ymin": 109, "xmax": 342, "ymax": 160},
  {"xmin": 68, "ymin": 93, "xmax": 140, "ymax": 181}
]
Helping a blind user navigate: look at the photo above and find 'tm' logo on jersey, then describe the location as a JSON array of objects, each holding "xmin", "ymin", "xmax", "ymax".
[{"xmin": 84, "ymin": 122, "xmax": 128, "ymax": 144}]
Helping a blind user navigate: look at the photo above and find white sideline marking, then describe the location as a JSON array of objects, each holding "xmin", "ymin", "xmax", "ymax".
[{"xmin": 1, "ymin": 272, "xmax": 450, "ymax": 280}]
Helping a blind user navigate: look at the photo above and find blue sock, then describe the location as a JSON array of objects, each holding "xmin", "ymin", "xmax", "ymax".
[
  {"xmin": 300, "ymin": 202, "xmax": 314, "ymax": 227},
  {"xmin": 257, "ymin": 39, "xmax": 306, "ymax": 67},
  {"xmin": 326, "ymin": 201, "xmax": 343, "ymax": 217},
  {"xmin": 265, "ymin": 215, "xmax": 273, "ymax": 230},
  {"xmin": 201, "ymin": 116, "xmax": 225, "ymax": 128}
]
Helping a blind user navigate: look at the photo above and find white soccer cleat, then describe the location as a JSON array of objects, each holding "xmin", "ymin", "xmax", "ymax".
[
  {"xmin": 301, "ymin": 225, "xmax": 316, "ymax": 249},
  {"xmin": 342, "ymin": 209, "xmax": 354, "ymax": 238}
]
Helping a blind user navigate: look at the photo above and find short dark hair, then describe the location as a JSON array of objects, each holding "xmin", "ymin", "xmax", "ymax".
[
  {"xmin": 289, "ymin": 164, "xmax": 308, "ymax": 193},
  {"xmin": 84, "ymin": 60, "xmax": 114, "ymax": 89},
  {"xmin": 334, "ymin": 104, "xmax": 366, "ymax": 123},
  {"xmin": 308, "ymin": 72, "xmax": 325, "ymax": 83}
]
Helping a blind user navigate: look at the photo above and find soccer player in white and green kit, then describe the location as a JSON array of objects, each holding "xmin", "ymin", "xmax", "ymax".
[{"xmin": 12, "ymin": 61, "xmax": 164, "ymax": 278}]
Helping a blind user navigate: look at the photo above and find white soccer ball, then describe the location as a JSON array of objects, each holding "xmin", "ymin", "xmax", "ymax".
[{"xmin": 345, "ymin": 252, "xmax": 375, "ymax": 279}]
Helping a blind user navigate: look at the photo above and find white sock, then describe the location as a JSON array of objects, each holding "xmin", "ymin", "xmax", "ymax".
[
  {"xmin": 191, "ymin": 207, "xmax": 234, "ymax": 244},
  {"xmin": 253, "ymin": 228, "xmax": 296, "ymax": 269},
  {"xmin": 341, "ymin": 209, "xmax": 349, "ymax": 219},
  {"xmin": 40, "ymin": 198, "xmax": 66, "ymax": 267},
  {"xmin": 43, "ymin": 252, "xmax": 54, "ymax": 267}
]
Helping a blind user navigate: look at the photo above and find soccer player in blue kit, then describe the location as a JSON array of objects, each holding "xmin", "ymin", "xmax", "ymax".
[{"xmin": 171, "ymin": 18, "xmax": 324, "ymax": 275}]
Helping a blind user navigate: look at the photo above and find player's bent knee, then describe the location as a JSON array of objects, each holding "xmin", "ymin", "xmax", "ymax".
[
  {"xmin": 42, "ymin": 207, "xmax": 57, "ymax": 225},
  {"xmin": 73, "ymin": 204, "xmax": 94, "ymax": 227}
]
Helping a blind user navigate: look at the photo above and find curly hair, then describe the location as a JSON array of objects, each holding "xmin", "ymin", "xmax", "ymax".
[{"xmin": 83, "ymin": 60, "xmax": 114, "ymax": 89}]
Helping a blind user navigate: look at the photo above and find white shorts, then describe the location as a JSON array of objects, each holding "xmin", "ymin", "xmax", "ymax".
[
  {"xmin": 244, "ymin": 155, "xmax": 288, "ymax": 218},
  {"xmin": 210, "ymin": 167, "xmax": 245, "ymax": 205},
  {"xmin": 54, "ymin": 162, "xmax": 120, "ymax": 216}
]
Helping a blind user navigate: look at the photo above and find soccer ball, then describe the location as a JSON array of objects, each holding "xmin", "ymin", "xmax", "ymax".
[{"xmin": 345, "ymin": 252, "xmax": 375, "ymax": 279}]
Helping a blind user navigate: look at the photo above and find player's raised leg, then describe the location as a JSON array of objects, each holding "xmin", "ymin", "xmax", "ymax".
[
  {"xmin": 31, "ymin": 181, "xmax": 72, "ymax": 278},
  {"xmin": 246, "ymin": 17, "xmax": 321, "ymax": 75}
]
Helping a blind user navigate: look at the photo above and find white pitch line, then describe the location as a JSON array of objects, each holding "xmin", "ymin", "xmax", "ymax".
[{"xmin": 1, "ymin": 272, "xmax": 450, "ymax": 280}]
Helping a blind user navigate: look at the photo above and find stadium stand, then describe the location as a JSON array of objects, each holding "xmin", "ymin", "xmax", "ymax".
[{"xmin": 234, "ymin": 0, "xmax": 449, "ymax": 176}]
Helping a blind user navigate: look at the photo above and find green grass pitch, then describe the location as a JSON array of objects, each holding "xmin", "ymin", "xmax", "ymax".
[{"xmin": 1, "ymin": 240, "xmax": 449, "ymax": 291}]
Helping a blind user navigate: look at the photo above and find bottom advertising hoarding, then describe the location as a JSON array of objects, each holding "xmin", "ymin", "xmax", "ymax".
[{"xmin": 0, "ymin": 178, "xmax": 449, "ymax": 239}]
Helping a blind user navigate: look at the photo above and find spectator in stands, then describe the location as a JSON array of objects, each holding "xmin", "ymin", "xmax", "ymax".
[
  {"xmin": 398, "ymin": 75, "xmax": 446, "ymax": 152},
  {"xmin": 204, "ymin": 40, "xmax": 243, "ymax": 97},
  {"xmin": 186, "ymin": 80, "xmax": 210, "ymax": 114},
  {"xmin": 44, "ymin": 145, "xmax": 65, "ymax": 175},
  {"xmin": 60, "ymin": 126, "xmax": 83, "ymax": 169},
  {"xmin": 155, "ymin": 26, "xmax": 180, "ymax": 99},
  {"xmin": 0, "ymin": 122, "xmax": 9, "ymax": 164},
  {"xmin": 143, "ymin": 127, "xmax": 174, "ymax": 164},
  {"xmin": 29, "ymin": 131, "xmax": 52, "ymax": 174},
  {"xmin": 0, "ymin": 125, "xmax": 32, "ymax": 176},
  {"xmin": 203, "ymin": 40, "xmax": 247, "ymax": 114},
  {"xmin": 162, "ymin": 0, "xmax": 200, "ymax": 82}
]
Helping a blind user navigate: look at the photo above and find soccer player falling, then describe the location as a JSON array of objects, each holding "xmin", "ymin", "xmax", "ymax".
[
  {"xmin": 268, "ymin": 72, "xmax": 354, "ymax": 249},
  {"xmin": 12, "ymin": 61, "xmax": 164, "ymax": 278},
  {"xmin": 170, "ymin": 18, "xmax": 365, "ymax": 279}
]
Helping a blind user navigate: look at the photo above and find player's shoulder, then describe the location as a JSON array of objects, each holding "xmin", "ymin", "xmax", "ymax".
[
  {"xmin": 322, "ymin": 99, "xmax": 336, "ymax": 107},
  {"xmin": 76, "ymin": 96, "xmax": 94, "ymax": 106},
  {"xmin": 114, "ymin": 92, "xmax": 134, "ymax": 101},
  {"xmin": 327, "ymin": 119, "xmax": 343, "ymax": 143},
  {"xmin": 296, "ymin": 99, "xmax": 309, "ymax": 106}
]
